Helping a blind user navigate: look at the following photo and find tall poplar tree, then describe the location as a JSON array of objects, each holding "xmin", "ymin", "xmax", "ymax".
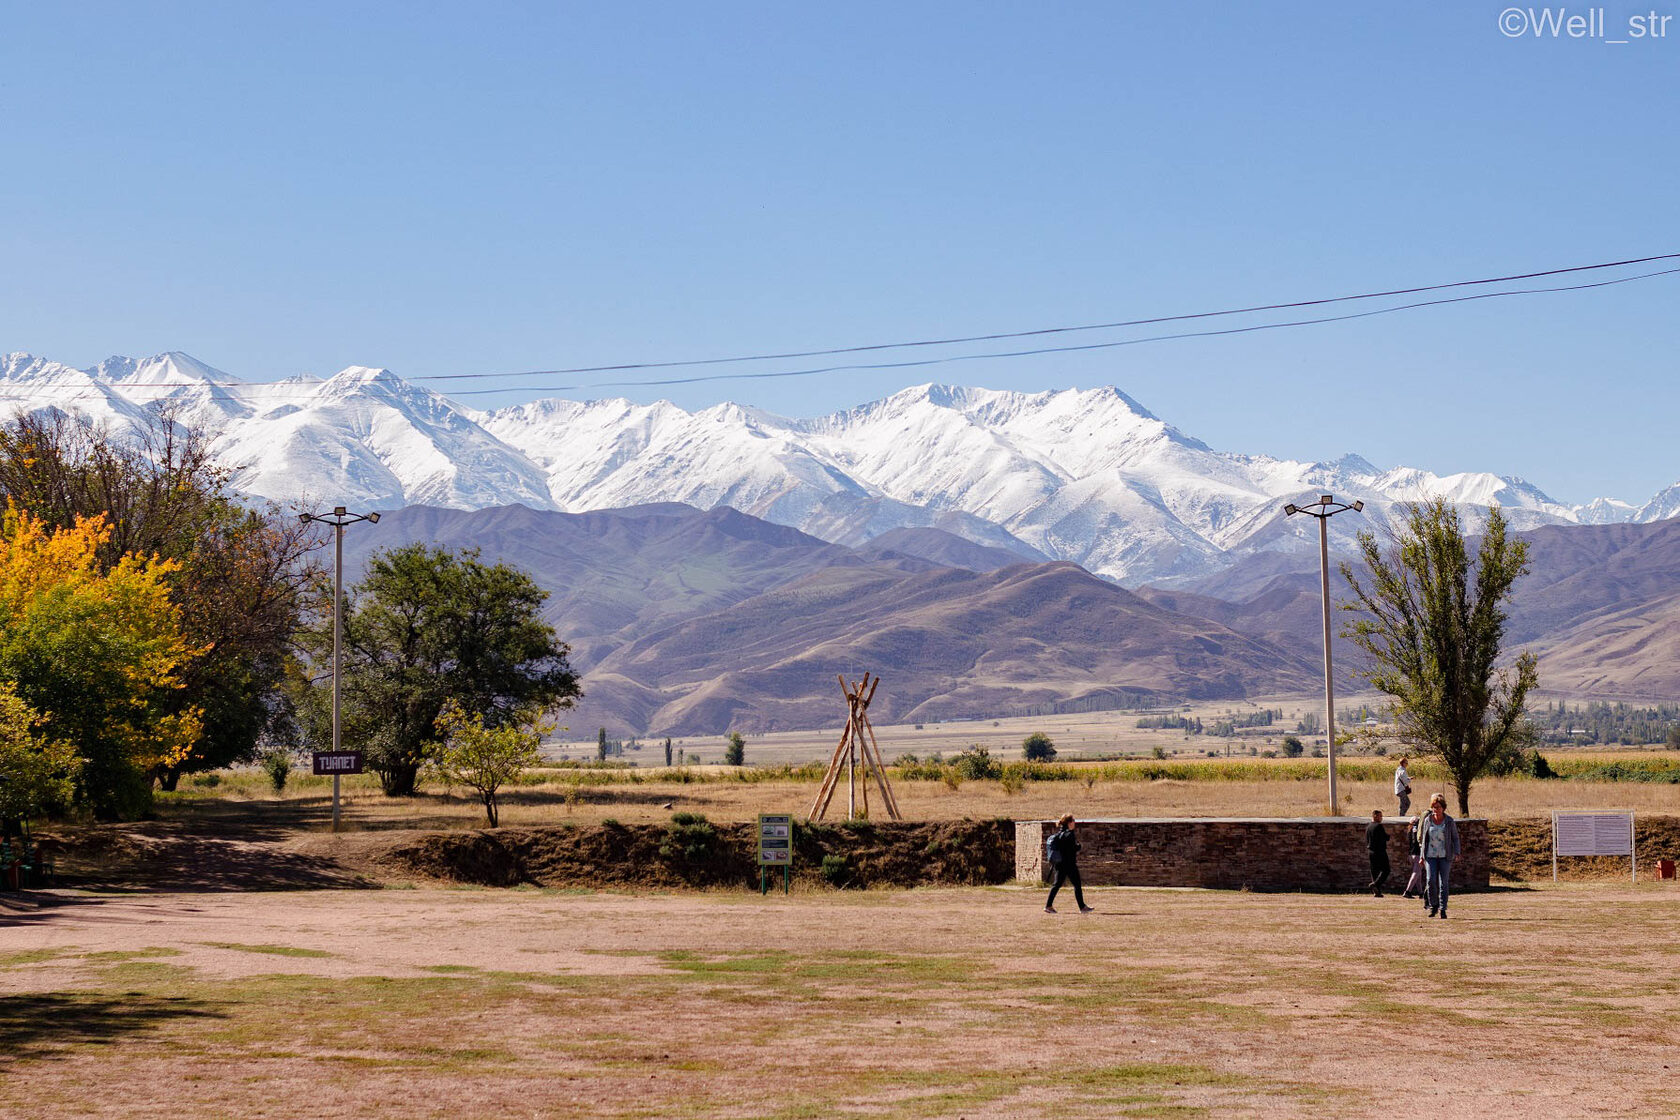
[{"xmin": 1340, "ymin": 499, "xmax": 1538, "ymax": 815}]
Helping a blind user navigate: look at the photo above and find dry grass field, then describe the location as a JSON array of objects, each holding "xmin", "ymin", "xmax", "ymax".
[
  {"xmin": 5, "ymin": 883, "xmax": 1679, "ymax": 1119},
  {"xmin": 14, "ymin": 727, "xmax": 1680, "ymax": 1118},
  {"xmin": 549, "ymin": 694, "xmax": 1362, "ymax": 764},
  {"xmin": 165, "ymin": 748, "xmax": 1680, "ymax": 833}
]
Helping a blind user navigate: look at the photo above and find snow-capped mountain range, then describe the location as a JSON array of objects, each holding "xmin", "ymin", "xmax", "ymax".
[{"xmin": 4, "ymin": 350, "xmax": 1675, "ymax": 585}]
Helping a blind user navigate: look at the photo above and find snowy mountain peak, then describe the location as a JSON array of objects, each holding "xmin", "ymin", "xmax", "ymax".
[
  {"xmin": 0, "ymin": 350, "xmax": 1669, "ymax": 584},
  {"xmin": 93, "ymin": 352, "xmax": 239, "ymax": 387}
]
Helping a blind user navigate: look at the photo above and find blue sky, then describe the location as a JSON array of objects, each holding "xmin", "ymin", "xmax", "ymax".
[{"xmin": 2, "ymin": 2, "xmax": 1676, "ymax": 505}]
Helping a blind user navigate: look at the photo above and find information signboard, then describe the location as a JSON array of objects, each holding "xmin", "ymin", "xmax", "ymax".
[
  {"xmin": 1553, "ymin": 811, "xmax": 1635, "ymax": 881},
  {"xmin": 758, "ymin": 813, "xmax": 792, "ymax": 895},
  {"xmin": 758, "ymin": 814, "xmax": 792, "ymax": 865},
  {"xmin": 312, "ymin": 751, "xmax": 364, "ymax": 776}
]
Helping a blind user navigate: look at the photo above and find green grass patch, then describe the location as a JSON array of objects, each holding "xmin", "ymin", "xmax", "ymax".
[{"xmin": 199, "ymin": 942, "xmax": 334, "ymax": 958}]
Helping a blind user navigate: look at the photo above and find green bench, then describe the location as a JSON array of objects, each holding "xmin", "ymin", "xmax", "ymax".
[{"xmin": 0, "ymin": 838, "xmax": 52, "ymax": 889}]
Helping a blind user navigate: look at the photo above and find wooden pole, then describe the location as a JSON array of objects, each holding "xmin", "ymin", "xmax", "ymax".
[
  {"xmin": 859, "ymin": 711, "xmax": 902, "ymax": 820},
  {"xmin": 809, "ymin": 675, "xmax": 861, "ymax": 820},
  {"xmin": 847, "ymin": 696, "xmax": 857, "ymax": 820},
  {"xmin": 809, "ymin": 720, "xmax": 853, "ymax": 820}
]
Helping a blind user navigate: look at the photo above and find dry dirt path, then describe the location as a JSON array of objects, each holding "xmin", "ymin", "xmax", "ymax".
[{"xmin": 4, "ymin": 883, "xmax": 1679, "ymax": 1118}]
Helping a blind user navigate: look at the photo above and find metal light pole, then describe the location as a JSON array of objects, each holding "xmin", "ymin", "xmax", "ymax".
[
  {"xmin": 1283, "ymin": 494, "xmax": 1362, "ymax": 816},
  {"xmin": 298, "ymin": 506, "xmax": 380, "ymax": 831}
]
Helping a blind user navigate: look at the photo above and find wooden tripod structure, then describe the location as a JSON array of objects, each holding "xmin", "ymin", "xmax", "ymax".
[{"xmin": 808, "ymin": 673, "xmax": 902, "ymax": 821}]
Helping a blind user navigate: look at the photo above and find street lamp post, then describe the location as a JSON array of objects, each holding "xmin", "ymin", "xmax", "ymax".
[
  {"xmin": 298, "ymin": 506, "xmax": 380, "ymax": 832},
  {"xmin": 1283, "ymin": 494, "xmax": 1363, "ymax": 815}
]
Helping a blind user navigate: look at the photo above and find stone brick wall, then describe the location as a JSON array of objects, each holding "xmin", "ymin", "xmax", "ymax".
[{"xmin": 1018, "ymin": 817, "xmax": 1490, "ymax": 892}]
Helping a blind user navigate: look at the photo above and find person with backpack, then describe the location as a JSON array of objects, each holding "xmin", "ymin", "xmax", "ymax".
[
  {"xmin": 1044, "ymin": 813, "xmax": 1094, "ymax": 914},
  {"xmin": 1402, "ymin": 810, "xmax": 1427, "ymax": 898}
]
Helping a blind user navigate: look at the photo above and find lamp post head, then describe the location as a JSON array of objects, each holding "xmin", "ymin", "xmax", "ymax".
[
  {"xmin": 1351, "ymin": 500, "xmax": 1364, "ymax": 513},
  {"xmin": 334, "ymin": 506, "xmax": 347, "ymax": 516},
  {"xmin": 298, "ymin": 512, "xmax": 312, "ymax": 525},
  {"xmin": 367, "ymin": 511, "xmax": 380, "ymax": 524},
  {"xmin": 1283, "ymin": 503, "xmax": 1298, "ymax": 516},
  {"xmin": 1319, "ymin": 494, "xmax": 1333, "ymax": 505}
]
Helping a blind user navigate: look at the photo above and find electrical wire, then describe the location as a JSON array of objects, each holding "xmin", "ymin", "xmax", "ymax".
[
  {"xmin": 412, "ymin": 250, "xmax": 1680, "ymax": 384},
  {"xmin": 3, "ymin": 254, "xmax": 1676, "ymax": 403}
]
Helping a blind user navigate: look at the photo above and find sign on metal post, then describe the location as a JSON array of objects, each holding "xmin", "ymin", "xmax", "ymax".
[
  {"xmin": 1552, "ymin": 811, "xmax": 1636, "ymax": 882},
  {"xmin": 314, "ymin": 751, "xmax": 363, "ymax": 834},
  {"xmin": 758, "ymin": 813, "xmax": 792, "ymax": 894}
]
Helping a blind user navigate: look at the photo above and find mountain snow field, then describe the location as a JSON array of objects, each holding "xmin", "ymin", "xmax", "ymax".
[{"xmin": 3, "ymin": 350, "xmax": 1671, "ymax": 585}]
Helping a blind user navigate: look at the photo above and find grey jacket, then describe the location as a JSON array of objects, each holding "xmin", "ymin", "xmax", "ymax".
[{"xmin": 1417, "ymin": 812, "xmax": 1460, "ymax": 860}]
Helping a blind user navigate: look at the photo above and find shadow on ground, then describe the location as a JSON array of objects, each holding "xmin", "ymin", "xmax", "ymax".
[
  {"xmin": 0, "ymin": 992, "xmax": 224, "ymax": 1061},
  {"xmin": 40, "ymin": 809, "xmax": 378, "ymax": 893}
]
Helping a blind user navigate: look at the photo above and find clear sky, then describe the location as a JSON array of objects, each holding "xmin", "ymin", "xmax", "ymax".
[{"xmin": 2, "ymin": 2, "xmax": 1675, "ymax": 505}]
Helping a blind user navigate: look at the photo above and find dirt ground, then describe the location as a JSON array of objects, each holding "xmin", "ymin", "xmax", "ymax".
[{"xmin": 5, "ymin": 882, "xmax": 1680, "ymax": 1119}]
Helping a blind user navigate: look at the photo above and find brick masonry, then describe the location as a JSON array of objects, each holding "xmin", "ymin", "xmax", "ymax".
[{"xmin": 1018, "ymin": 817, "xmax": 1490, "ymax": 892}]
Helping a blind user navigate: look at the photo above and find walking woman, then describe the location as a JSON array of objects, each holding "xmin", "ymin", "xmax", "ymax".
[
  {"xmin": 1044, "ymin": 813, "xmax": 1095, "ymax": 914},
  {"xmin": 1418, "ymin": 793, "xmax": 1461, "ymax": 919}
]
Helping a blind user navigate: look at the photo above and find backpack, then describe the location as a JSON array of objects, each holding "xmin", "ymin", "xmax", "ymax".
[{"xmin": 1045, "ymin": 829, "xmax": 1066, "ymax": 865}]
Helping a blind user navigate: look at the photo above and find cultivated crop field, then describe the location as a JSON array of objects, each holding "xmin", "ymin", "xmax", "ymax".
[{"xmin": 5, "ymin": 883, "xmax": 1679, "ymax": 1119}]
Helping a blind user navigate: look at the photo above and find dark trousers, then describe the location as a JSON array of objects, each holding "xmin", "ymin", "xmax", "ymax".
[
  {"xmin": 1368, "ymin": 856, "xmax": 1390, "ymax": 893},
  {"xmin": 1047, "ymin": 864, "xmax": 1086, "ymax": 909},
  {"xmin": 1398, "ymin": 792, "xmax": 1411, "ymax": 816}
]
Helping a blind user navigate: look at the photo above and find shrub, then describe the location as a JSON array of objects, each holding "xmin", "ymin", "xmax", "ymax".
[
  {"xmin": 190, "ymin": 772, "xmax": 221, "ymax": 789},
  {"xmin": 660, "ymin": 810, "xmax": 718, "ymax": 862},
  {"xmin": 942, "ymin": 769, "xmax": 962, "ymax": 792},
  {"xmin": 953, "ymin": 745, "xmax": 999, "ymax": 781},
  {"xmin": 1022, "ymin": 733, "xmax": 1057, "ymax": 762},
  {"xmin": 261, "ymin": 749, "xmax": 293, "ymax": 795},
  {"xmin": 1281, "ymin": 736, "xmax": 1304, "ymax": 758},
  {"xmin": 999, "ymin": 767, "xmax": 1025, "ymax": 795},
  {"xmin": 820, "ymin": 853, "xmax": 851, "ymax": 887},
  {"xmin": 1151, "ymin": 746, "xmax": 1167, "ymax": 760}
]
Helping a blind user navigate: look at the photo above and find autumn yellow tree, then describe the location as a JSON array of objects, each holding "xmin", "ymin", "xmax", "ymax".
[
  {"xmin": 0, "ymin": 683, "xmax": 80, "ymax": 834},
  {"xmin": 0, "ymin": 508, "xmax": 202, "ymax": 819}
]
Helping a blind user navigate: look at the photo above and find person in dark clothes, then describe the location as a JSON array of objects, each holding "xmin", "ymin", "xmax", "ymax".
[
  {"xmin": 1402, "ymin": 811, "xmax": 1426, "ymax": 898},
  {"xmin": 1366, "ymin": 809, "xmax": 1391, "ymax": 897},
  {"xmin": 1044, "ymin": 813, "xmax": 1095, "ymax": 914}
]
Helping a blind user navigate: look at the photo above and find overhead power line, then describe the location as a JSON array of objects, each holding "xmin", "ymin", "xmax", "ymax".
[
  {"xmin": 433, "ymin": 263, "xmax": 1680, "ymax": 395},
  {"xmin": 415, "ymin": 250, "xmax": 1680, "ymax": 385},
  {"xmin": 3, "ymin": 252, "xmax": 1677, "ymax": 403}
]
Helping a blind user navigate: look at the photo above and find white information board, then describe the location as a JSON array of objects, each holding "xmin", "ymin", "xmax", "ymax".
[{"xmin": 1552, "ymin": 811, "xmax": 1636, "ymax": 881}]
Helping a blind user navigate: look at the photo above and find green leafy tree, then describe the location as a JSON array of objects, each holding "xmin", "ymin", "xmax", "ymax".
[
  {"xmin": 299, "ymin": 545, "xmax": 579, "ymax": 796},
  {"xmin": 0, "ymin": 684, "xmax": 80, "ymax": 834},
  {"xmin": 0, "ymin": 409, "xmax": 318, "ymax": 788},
  {"xmin": 427, "ymin": 700, "xmax": 550, "ymax": 827},
  {"xmin": 0, "ymin": 509, "xmax": 201, "ymax": 819},
  {"xmin": 597, "ymin": 727, "xmax": 608, "ymax": 762},
  {"xmin": 1021, "ymin": 732, "xmax": 1057, "ymax": 761},
  {"xmin": 1280, "ymin": 735, "xmax": 1304, "ymax": 758},
  {"xmin": 723, "ymin": 731, "xmax": 745, "ymax": 766},
  {"xmin": 1341, "ymin": 500, "xmax": 1538, "ymax": 815},
  {"xmin": 664, "ymin": 737, "xmax": 673, "ymax": 766}
]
